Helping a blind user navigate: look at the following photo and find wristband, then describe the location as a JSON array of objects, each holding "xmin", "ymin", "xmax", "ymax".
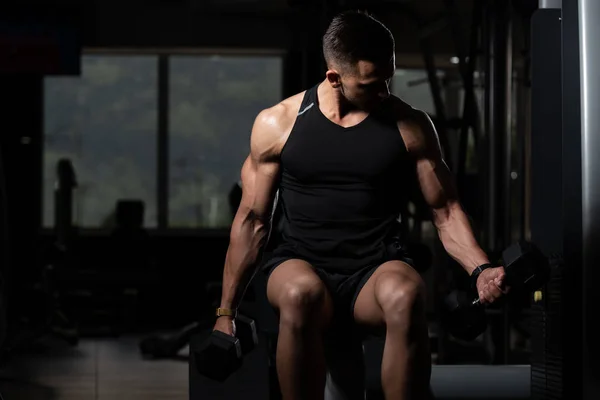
[
  {"xmin": 470, "ymin": 263, "xmax": 493, "ymax": 292},
  {"xmin": 215, "ymin": 307, "xmax": 237, "ymax": 318}
]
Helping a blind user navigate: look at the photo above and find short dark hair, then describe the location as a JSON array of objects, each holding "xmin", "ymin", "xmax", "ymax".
[{"xmin": 322, "ymin": 10, "xmax": 395, "ymax": 73}]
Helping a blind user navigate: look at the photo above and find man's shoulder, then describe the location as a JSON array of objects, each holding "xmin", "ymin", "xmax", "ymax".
[
  {"xmin": 257, "ymin": 91, "xmax": 306, "ymax": 128},
  {"xmin": 386, "ymin": 95, "xmax": 437, "ymax": 152},
  {"xmin": 251, "ymin": 91, "xmax": 306, "ymax": 156},
  {"xmin": 386, "ymin": 95, "xmax": 429, "ymax": 123}
]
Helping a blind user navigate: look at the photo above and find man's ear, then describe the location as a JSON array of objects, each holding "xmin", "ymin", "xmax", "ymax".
[{"xmin": 325, "ymin": 69, "xmax": 342, "ymax": 88}]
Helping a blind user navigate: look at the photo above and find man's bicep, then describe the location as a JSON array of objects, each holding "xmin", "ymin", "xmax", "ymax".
[
  {"xmin": 415, "ymin": 155, "xmax": 457, "ymax": 210},
  {"xmin": 237, "ymin": 109, "xmax": 283, "ymax": 221},
  {"xmin": 238, "ymin": 154, "xmax": 280, "ymax": 221},
  {"xmin": 412, "ymin": 112, "xmax": 458, "ymax": 209}
]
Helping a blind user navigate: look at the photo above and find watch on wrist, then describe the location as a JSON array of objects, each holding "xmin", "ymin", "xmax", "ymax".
[
  {"xmin": 470, "ymin": 263, "xmax": 493, "ymax": 292},
  {"xmin": 215, "ymin": 307, "xmax": 237, "ymax": 318}
]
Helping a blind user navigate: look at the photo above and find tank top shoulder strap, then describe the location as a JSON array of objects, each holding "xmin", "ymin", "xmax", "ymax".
[
  {"xmin": 296, "ymin": 84, "xmax": 318, "ymax": 117},
  {"xmin": 281, "ymin": 84, "xmax": 319, "ymax": 159}
]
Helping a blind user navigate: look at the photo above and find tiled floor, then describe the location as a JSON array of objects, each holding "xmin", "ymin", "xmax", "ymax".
[
  {"xmin": 0, "ymin": 332, "xmax": 533, "ymax": 400},
  {"xmin": 0, "ymin": 335, "xmax": 189, "ymax": 400}
]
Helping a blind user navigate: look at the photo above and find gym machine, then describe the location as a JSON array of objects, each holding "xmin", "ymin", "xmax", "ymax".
[{"xmin": 529, "ymin": 0, "xmax": 600, "ymax": 398}]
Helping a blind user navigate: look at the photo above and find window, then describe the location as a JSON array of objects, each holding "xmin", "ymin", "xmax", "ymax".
[
  {"xmin": 43, "ymin": 52, "xmax": 284, "ymax": 230},
  {"xmin": 392, "ymin": 69, "xmax": 443, "ymax": 116},
  {"xmin": 168, "ymin": 55, "xmax": 282, "ymax": 228},
  {"xmin": 43, "ymin": 55, "xmax": 158, "ymax": 228}
]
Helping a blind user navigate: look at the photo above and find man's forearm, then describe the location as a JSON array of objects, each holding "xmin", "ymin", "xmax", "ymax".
[
  {"xmin": 219, "ymin": 216, "xmax": 269, "ymax": 310},
  {"xmin": 434, "ymin": 203, "xmax": 490, "ymax": 275}
]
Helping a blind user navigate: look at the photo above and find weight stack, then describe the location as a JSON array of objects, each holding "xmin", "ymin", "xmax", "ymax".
[{"xmin": 530, "ymin": 255, "xmax": 564, "ymax": 400}]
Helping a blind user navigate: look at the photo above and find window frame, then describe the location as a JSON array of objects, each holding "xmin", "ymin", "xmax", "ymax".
[{"xmin": 41, "ymin": 47, "xmax": 286, "ymax": 237}]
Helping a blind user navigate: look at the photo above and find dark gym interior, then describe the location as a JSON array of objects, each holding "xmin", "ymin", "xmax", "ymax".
[{"xmin": 0, "ymin": 0, "xmax": 598, "ymax": 399}]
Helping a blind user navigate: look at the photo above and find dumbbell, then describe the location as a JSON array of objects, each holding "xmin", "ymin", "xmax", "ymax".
[
  {"xmin": 193, "ymin": 314, "xmax": 258, "ymax": 382},
  {"xmin": 442, "ymin": 290, "xmax": 488, "ymax": 341},
  {"xmin": 443, "ymin": 241, "xmax": 550, "ymax": 341}
]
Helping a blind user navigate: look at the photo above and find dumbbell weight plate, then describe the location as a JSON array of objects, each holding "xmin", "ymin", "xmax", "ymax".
[
  {"xmin": 502, "ymin": 241, "xmax": 550, "ymax": 294},
  {"xmin": 235, "ymin": 315, "xmax": 258, "ymax": 355},
  {"xmin": 443, "ymin": 290, "xmax": 487, "ymax": 341},
  {"xmin": 194, "ymin": 329, "xmax": 242, "ymax": 382}
]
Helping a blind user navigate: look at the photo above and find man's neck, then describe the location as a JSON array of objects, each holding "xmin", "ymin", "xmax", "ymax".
[{"xmin": 318, "ymin": 80, "xmax": 363, "ymax": 119}]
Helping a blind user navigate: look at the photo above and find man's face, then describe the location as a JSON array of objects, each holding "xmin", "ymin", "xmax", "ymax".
[{"xmin": 329, "ymin": 57, "xmax": 395, "ymax": 111}]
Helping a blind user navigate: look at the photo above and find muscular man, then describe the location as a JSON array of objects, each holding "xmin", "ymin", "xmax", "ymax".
[{"xmin": 214, "ymin": 10, "xmax": 507, "ymax": 400}]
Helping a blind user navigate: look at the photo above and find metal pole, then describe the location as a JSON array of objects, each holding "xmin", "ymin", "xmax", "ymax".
[
  {"xmin": 493, "ymin": 0, "xmax": 512, "ymax": 250},
  {"xmin": 483, "ymin": 0, "xmax": 496, "ymax": 252},
  {"xmin": 503, "ymin": 7, "xmax": 514, "ymax": 247},
  {"xmin": 578, "ymin": 0, "xmax": 600, "ymax": 396},
  {"xmin": 483, "ymin": 0, "xmax": 513, "ymax": 251},
  {"xmin": 500, "ymin": 0, "xmax": 514, "ymax": 366},
  {"xmin": 483, "ymin": 0, "xmax": 513, "ymax": 364}
]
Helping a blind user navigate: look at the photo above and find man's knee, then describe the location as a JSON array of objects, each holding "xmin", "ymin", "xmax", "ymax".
[
  {"xmin": 268, "ymin": 266, "xmax": 332, "ymax": 329},
  {"xmin": 375, "ymin": 273, "xmax": 426, "ymax": 328},
  {"xmin": 279, "ymin": 279, "xmax": 330, "ymax": 328}
]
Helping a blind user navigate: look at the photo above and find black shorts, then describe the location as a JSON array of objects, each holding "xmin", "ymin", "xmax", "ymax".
[{"xmin": 260, "ymin": 249, "xmax": 416, "ymax": 329}]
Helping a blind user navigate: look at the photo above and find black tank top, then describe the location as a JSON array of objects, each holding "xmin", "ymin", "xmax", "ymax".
[{"xmin": 271, "ymin": 84, "xmax": 412, "ymax": 271}]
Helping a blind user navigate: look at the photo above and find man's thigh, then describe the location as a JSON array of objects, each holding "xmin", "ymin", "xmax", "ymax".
[{"xmin": 352, "ymin": 260, "xmax": 424, "ymax": 330}]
